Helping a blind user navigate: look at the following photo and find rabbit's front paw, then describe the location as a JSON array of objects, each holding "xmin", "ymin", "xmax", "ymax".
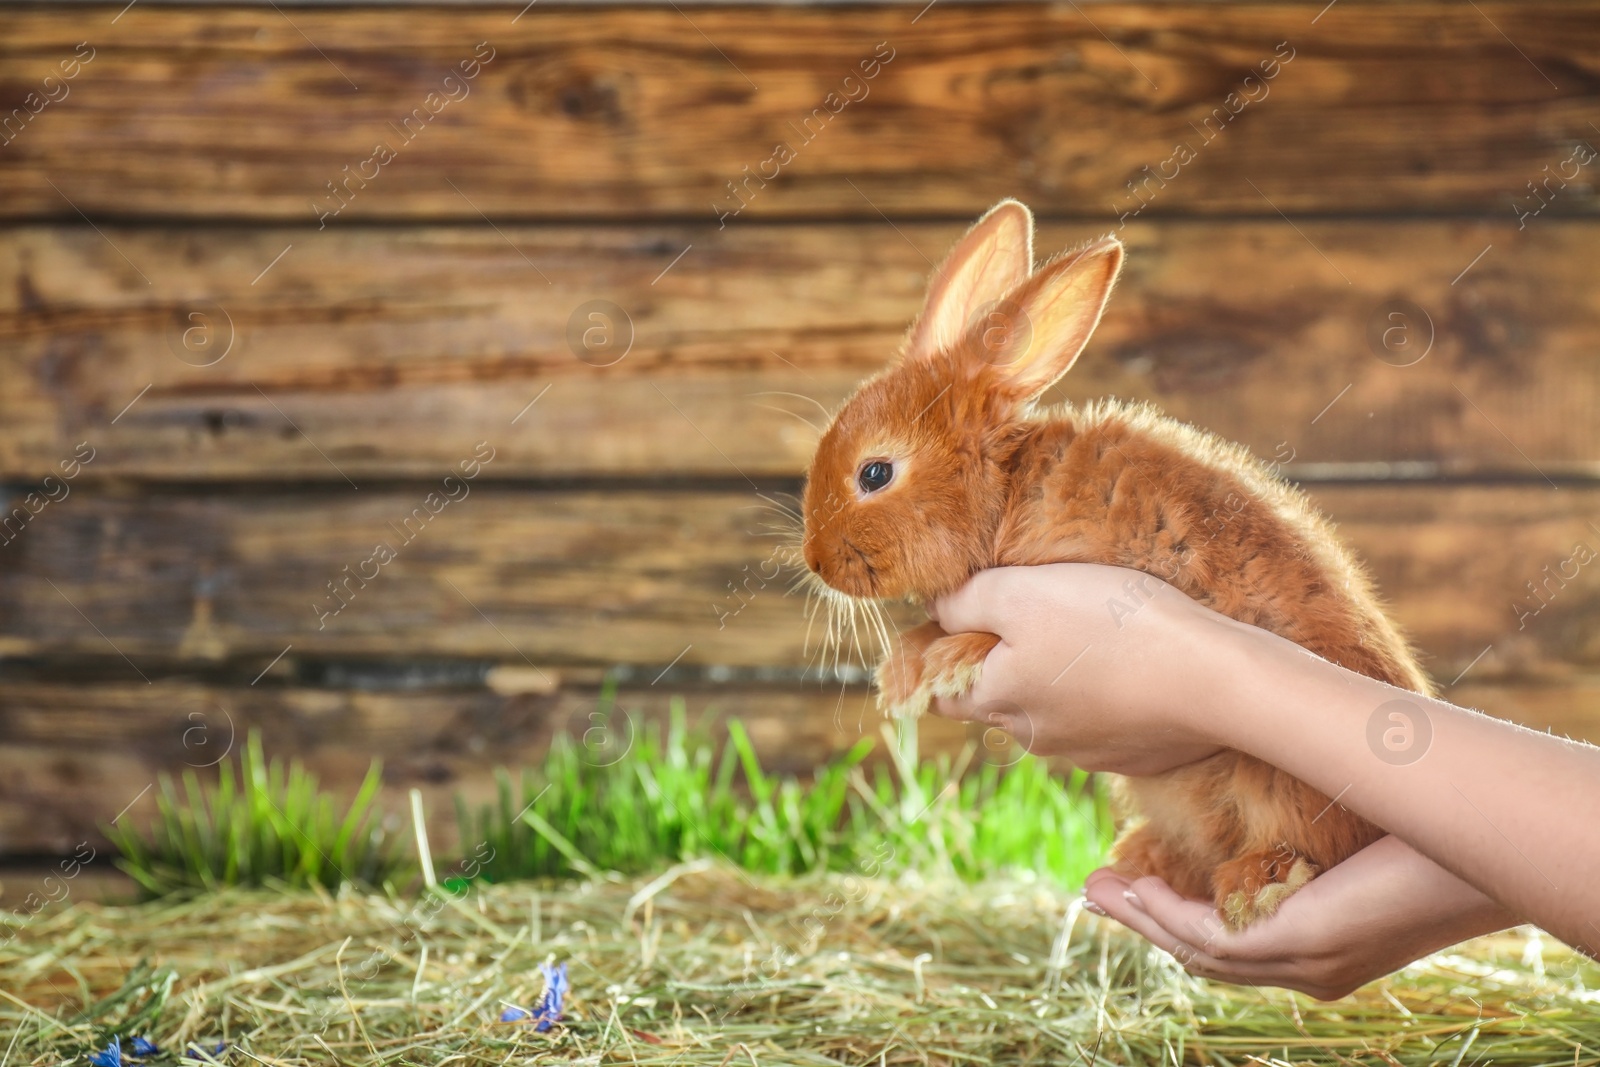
[
  {"xmin": 874, "ymin": 621, "xmax": 945, "ymax": 718},
  {"xmin": 1212, "ymin": 845, "xmax": 1318, "ymax": 929},
  {"xmin": 922, "ymin": 631, "xmax": 1001, "ymax": 701},
  {"xmin": 875, "ymin": 647, "xmax": 931, "ymax": 718}
]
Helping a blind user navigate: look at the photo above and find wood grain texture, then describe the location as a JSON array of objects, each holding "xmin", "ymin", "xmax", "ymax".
[
  {"xmin": 4, "ymin": 220, "xmax": 1597, "ymax": 480},
  {"xmin": 0, "ymin": 680, "xmax": 971, "ymax": 855},
  {"xmin": 1, "ymin": 5, "xmax": 1597, "ymax": 219},
  {"xmin": 2, "ymin": 483, "xmax": 1595, "ymax": 681}
]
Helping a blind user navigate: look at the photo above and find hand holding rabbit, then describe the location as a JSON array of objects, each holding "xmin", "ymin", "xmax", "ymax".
[{"xmin": 926, "ymin": 563, "xmax": 1232, "ymax": 777}]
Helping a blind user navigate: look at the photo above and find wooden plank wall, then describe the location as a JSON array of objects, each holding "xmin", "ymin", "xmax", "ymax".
[{"xmin": 1, "ymin": 1, "xmax": 1598, "ymax": 857}]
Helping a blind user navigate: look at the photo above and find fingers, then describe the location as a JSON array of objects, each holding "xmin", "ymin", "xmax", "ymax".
[
  {"xmin": 931, "ymin": 567, "xmax": 1029, "ymax": 636},
  {"xmin": 930, "ymin": 688, "xmax": 1023, "ymax": 732},
  {"xmin": 931, "ymin": 690, "xmax": 989, "ymax": 723},
  {"xmin": 1083, "ymin": 872, "xmax": 1199, "ymax": 959},
  {"xmin": 1123, "ymin": 877, "xmax": 1259, "ymax": 962},
  {"xmin": 1081, "ymin": 870, "xmax": 1346, "ymax": 997},
  {"xmin": 1083, "ymin": 867, "xmax": 1125, "ymax": 893},
  {"xmin": 1082, "ymin": 868, "xmax": 1132, "ymax": 915}
]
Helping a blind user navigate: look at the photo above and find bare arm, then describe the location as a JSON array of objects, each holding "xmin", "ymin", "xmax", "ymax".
[
  {"xmin": 1206, "ymin": 605, "xmax": 1599, "ymax": 957},
  {"xmin": 931, "ymin": 564, "xmax": 1600, "ymax": 961}
]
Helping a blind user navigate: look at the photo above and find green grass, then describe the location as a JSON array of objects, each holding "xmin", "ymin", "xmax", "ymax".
[
  {"xmin": 104, "ymin": 731, "xmax": 412, "ymax": 897},
  {"xmin": 110, "ymin": 691, "xmax": 1114, "ymax": 897},
  {"xmin": 459, "ymin": 698, "xmax": 1113, "ymax": 886}
]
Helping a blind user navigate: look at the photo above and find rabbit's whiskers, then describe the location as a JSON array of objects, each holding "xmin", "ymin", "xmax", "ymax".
[
  {"xmin": 793, "ymin": 567, "xmax": 892, "ymax": 678},
  {"xmin": 757, "ymin": 490, "xmax": 893, "ymax": 679}
]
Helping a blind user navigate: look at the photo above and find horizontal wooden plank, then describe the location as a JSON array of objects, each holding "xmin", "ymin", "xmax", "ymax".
[
  {"xmin": 1, "ymin": 5, "xmax": 1597, "ymax": 219},
  {"xmin": 0, "ymin": 673, "xmax": 1592, "ymax": 858},
  {"xmin": 1, "ymin": 483, "xmax": 1595, "ymax": 681},
  {"xmin": 0, "ymin": 860, "xmax": 129, "ymax": 907},
  {"xmin": 3, "ymin": 219, "xmax": 1598, "ymax": 480},
  {"xmin": 0, "ymin": 681, "xmax": 973, "ymax": 856}
]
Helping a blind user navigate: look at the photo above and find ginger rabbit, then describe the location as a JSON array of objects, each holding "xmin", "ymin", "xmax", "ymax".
[{"xmin": 799, "ymin": 200, "xmax": 1430, "ymax": 926}]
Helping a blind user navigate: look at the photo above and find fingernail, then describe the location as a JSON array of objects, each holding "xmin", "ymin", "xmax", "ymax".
[
  {"xmin": 1123, "ymin": 889, "xmax": 1145, "ymax": 911},
  {"xmin": 1083, "ymin": 900, "xmax": 1108, "ymax": 917}
]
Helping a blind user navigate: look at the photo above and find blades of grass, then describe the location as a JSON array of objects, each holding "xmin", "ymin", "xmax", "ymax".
[
  {"xmin": 108, "ymin": 690, "xmax": 1112, "ymax": 895},
  {"xmin": 181, "ymin": 768, "xmax": 217, "ymax": 885},
  {"xmin": 725, "ymin": 721, "xmax": 772, "ymax": 805},
  {"xmin": 331, "ymin": 760, "xmax": 384, "ymax": 878},
  {"xmin": 105, "ymin": 728, "xmax": 407, "ymax": 897},
  {"xmin": 520, "ymin": 809, "xmax": 603, "ymax": 880},
  {"xmin": 169, "ymin": 773, "xmax": 213, "ymax": 892}
]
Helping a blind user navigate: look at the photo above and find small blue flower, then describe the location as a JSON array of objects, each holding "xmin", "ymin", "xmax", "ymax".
[
  {"xmin": 498, "ymin": 961, "xmax": 569, "ymax": 1030},
  {"xmin": 88, "ymin": 1037, "xmax": 122, "ymax": 1067},
  {"xmin": 129, "ymin": 1037, "xmax": 159, "ymax": 1058},
  {"xmin": 533, "ymin": 961, "xmax": 569, "ymax": 1033}
]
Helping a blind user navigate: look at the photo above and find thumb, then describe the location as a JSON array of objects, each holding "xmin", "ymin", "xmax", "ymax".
[{"xmin": 932, "ymin": 567, "xmax": 1026, "ymax": 637}]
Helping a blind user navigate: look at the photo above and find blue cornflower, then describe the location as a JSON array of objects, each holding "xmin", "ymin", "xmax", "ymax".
[
  {"xmin": 532, "ymin": 961, "xmax": 568, "ymax": 1032},
  {"xmin": 88, "ymin": 1037, "xmax": 122, "ymax": 1067},
  {"xmin": 498, "ymin": 961, "xmax": 569, "ymax": 1030},
  {"xmin": 129, "ymin": 1038, "xmax": 160, "ymax": 1058}
]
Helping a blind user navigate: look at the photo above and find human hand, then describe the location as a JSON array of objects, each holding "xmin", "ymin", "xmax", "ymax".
[
  {"xmin": 929, "ymin": 563, "xmax": 1243, "ymax": 775},
  {"xmin": 1081, "ymin": 834, "xmax": 1518, "ymax": 1000}
]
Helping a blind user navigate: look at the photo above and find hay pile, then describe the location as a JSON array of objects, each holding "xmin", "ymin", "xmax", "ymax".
[{"xmin": 3, "ymin": 865, "xmax": 1596, "ymax": 1066}]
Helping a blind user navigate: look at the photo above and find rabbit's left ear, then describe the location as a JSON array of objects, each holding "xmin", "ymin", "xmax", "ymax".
[
  {"xmin": 905, "ymin": 199, "xmax": 1035, "ymax": 361},
  {"xmin": 977, "ymin": 236, "xmax": 1124, "ymax": 399}
]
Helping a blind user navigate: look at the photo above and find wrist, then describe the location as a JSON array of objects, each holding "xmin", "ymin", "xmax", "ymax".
[{"xmin": 1149, "ymin": 589, "xmax": 1271, "ymax": 750}]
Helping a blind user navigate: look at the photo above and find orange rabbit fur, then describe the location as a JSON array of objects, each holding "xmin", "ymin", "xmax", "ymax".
[{"xmin": 799, "ymin": 200, "xmax": 1432, "ymax": 928}]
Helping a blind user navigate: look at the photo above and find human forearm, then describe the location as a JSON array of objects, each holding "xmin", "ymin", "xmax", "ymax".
[
  {"xmin": 931, "ymin": 564, "xmax": 1582, "ymax": 993},
  {"xmin": 1200, "ymin": 613, "xmax": 1600, "ymax": 956},
  {"xmin": 931, "ymin": 565, "xmax": 1600, "ymax": 954}
]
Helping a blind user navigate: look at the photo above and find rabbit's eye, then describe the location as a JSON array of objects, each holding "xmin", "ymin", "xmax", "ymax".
[{"xmin": 858, "ymin": 460, "xmax": 894, "ymax": 495}]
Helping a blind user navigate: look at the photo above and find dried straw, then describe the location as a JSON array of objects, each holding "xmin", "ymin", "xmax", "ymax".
[{"xmin": 2, "ymin": 866, "xmax": 1595, "ymax": 1066}]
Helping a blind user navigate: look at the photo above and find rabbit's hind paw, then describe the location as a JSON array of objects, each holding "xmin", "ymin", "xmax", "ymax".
[{"xmin": 1214, "ymin": 847, "xmax": 1318, "ymax": 929}]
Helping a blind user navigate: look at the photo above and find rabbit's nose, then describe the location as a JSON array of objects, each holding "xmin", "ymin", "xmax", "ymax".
[{"xmin": 802, "ymin": 541, "xmax": 822, "ymax": 575}]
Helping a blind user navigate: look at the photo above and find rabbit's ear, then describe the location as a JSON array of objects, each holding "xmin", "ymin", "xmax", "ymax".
[
  {"xmin": 905, "ymin": 199, "xmax": 1034, "ymax": 360},
  {"xmin": 979, "ymin": 236, "xmax": 1123, "ymax": 399}
]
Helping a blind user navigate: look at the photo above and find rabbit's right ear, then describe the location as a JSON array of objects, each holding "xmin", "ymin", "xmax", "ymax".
[{"xmin": 904, "ymin": 199, "xmax": 1034, "ymax": 361}]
